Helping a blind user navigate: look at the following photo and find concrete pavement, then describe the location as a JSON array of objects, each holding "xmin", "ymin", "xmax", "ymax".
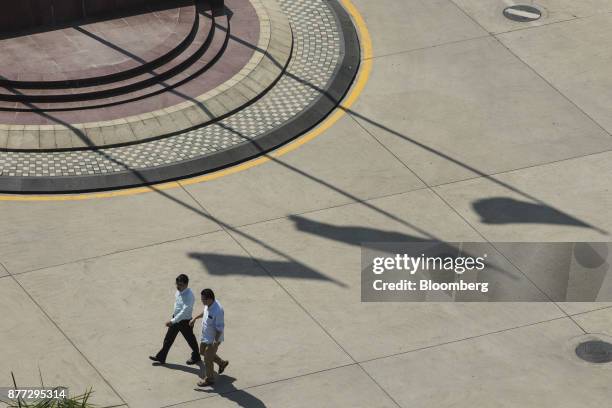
[{"xmin": 1, "ymin": 0, "xmax": 612, "ymax": 407}]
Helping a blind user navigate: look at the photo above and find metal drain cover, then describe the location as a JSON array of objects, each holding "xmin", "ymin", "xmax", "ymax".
[
  {"xmin": 503, "ymin": 5, "xmax": 542, "ymax": 22},
  {"xmin": 575, "ymin": 340, "xmax": 612, "ymax": 363}
]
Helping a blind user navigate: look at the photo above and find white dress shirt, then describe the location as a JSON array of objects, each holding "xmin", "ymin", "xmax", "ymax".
[
  {"xmin": 201, "ymin": 300, "xmax": 224, "ymax": 344},
  {"xmin": 171, "ymin": 288, "xmax": 195, "ymax": 324}
]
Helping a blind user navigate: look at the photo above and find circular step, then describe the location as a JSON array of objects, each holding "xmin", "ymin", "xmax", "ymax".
[
  {"xmin": 0, "ymin": 5, "xmax": 214, "ymax": 104},
  {"xmin": 0, "ymin": 0, "xmax": 293, "ymax": 150},
  {"xmin": 0, "ymin": 1, "xmax": 198, "ymax": 89},
  {"xmin": 0, "ymin": 0, "xmax": 358, "ymax": 193}
]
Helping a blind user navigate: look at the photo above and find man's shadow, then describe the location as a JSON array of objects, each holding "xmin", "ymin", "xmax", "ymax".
[
  {"xmin": 195, "ymin": 375, "xmax": 266, "ymax": 407},
  {"xmin": 152, "ymin": 361, "xmax": 201, "ymax": 375},
  {"xmin": 154, "ymin": 364, "xmax": 266, "ymax": 406}
]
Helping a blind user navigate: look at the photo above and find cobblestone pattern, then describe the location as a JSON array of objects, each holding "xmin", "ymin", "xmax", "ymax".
[{"xmin": 0, "ymin": 0, "xmax": 342, "ymax": 178}]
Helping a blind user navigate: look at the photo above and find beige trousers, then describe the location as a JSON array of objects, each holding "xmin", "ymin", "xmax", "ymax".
[{"xmin": 199, "ymin": 342, "xmax": 225, "ymax": 381}]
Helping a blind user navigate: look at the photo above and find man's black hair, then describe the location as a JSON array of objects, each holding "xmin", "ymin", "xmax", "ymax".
[
  {"xmin": 176, "ymin": 274, "xmax": 189, "ymax": 285},
  {"xmin": 201, "ymin": 288, "xmax": 215, "ymax": 301}
]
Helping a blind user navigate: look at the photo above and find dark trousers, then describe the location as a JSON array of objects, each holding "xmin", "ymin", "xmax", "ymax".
[{"xmin": 156, "ymin": 319, "xmax": 201, "ymax": 362}]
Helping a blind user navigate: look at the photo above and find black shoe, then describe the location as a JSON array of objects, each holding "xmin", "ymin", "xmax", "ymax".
[
  {"xmin": 218, "ymin": 360, "xmax": 229, "ymax": 374},
  {"xmin": 186, "ymin": 358, "xmax": 202, "ymax": 365},
  {"xmin": 149, "ymin": 356, "xmax": 165, "ymax": 364}
]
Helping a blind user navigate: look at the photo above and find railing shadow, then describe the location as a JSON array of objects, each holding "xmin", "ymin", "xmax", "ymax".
[{"xmin": 0, "ymin": 3, "xmax": 604, "ymax": 292}]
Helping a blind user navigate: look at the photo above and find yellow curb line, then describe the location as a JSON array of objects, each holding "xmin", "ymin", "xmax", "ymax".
[{"xmin": 0, "ymin": 0, "xmax": 372, "ymax": 202}]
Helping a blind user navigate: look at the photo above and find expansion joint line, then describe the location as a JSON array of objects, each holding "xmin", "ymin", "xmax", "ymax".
[
  {"xmin": 5, "ymin": 266, "xmax": 128, "ymax": 406},
  {"xmin": 176, "ymin": 183, "xmax": 403, "ymax": 407}
]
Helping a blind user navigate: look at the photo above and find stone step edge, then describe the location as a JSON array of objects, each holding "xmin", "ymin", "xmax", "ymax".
[
  {"xmin": 0, "ymin": 7, "xmax": 215, "ymax": 103},
  {"xmin": 0, "ymin": 0, "xmax": 200, "ymax": 89},
  {"xmin": 0, "ymin": 0, "xmax": 292, "ymax": 151}
]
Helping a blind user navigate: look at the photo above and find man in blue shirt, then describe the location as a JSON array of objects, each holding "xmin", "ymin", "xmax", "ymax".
[
  {"xmin": 149, "ymin": 274, "xmax": 201, "ymax": 365},
  {"xmin": 190, "ymin": 288, "xmax": 228, "ymax": 387}
]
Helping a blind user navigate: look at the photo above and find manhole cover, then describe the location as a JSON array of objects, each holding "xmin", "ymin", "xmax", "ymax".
[
  {"xmin": 575, "ymin": 340, "xmax": 612, "ymax": 363},
  {"xmin": 503, "ymin": 5, "xmax": 542, "ymax": 22}
]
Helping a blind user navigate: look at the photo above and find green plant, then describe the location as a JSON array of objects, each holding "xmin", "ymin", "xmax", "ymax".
[{"xmin": 2, "ymin": 372, "xmax": 96, "ymax": 408}]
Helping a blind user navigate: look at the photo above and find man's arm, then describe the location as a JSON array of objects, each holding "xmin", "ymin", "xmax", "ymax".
[
  {"xmin": 213, "ymin": 309, "xmax": 224, "ymax": 343},
  {"xmin": 189, "ymin": 311, "xmax": 204, "ymax": 327}
]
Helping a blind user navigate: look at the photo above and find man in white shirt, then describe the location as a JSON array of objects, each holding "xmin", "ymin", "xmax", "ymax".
[
  {"xmin": 190, "ymin": 288, "xmax": 228, "ymax": 387},
  {"xmin": 149, "ymin": 274, "xmax": 201, "ymax": 365}
]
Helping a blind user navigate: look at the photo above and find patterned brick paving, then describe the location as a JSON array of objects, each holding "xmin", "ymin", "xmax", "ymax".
[{"xmin": 0, "ymin": 0, "xmax": 342, "ymax": 179}]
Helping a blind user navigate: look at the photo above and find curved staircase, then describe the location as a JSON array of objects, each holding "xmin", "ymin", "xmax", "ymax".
[{"xmin": 0, "ymin": 1, "xmax": 228, "ymax": 111}]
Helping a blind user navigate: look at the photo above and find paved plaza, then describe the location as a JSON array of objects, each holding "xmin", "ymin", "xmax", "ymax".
[{"xmin": 1, "ymin": 0, "xmax": 612, "ymax": 407}]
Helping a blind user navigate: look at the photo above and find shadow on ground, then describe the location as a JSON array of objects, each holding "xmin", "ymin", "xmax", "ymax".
[
  {"xmin": 195, "ymin": 375, "xmax": 266, "ymax": 407},
  {"xmin": 289, "ymin": 214, "xmax": 427, "ymax": 249},
  {"xmin": 473, "ymin": 197, "xmax": 593, "ymax": 228},
  {"xmin": 187, "ymin": 252, "xmax": 347, "ymax": 286},
  {"xmin": 4, "ymin": 0, "xmax": 603, "ymax": 237},
  {"xmin": 153, "ymin": 361, "xmax": 201, "ymax": 375}
]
